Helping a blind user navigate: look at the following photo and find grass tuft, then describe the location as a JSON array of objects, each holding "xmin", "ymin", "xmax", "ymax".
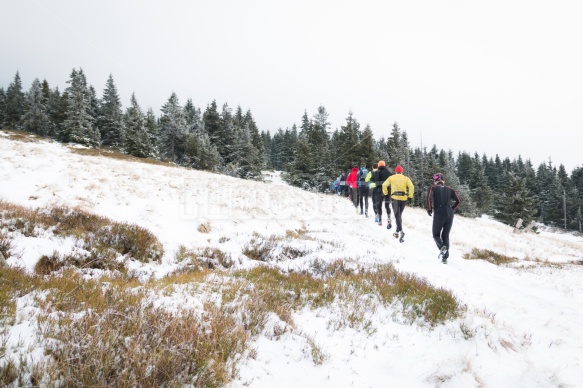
[{"xmin": 463, "ymin": 248, "xmax": 518, "ymax": 265}]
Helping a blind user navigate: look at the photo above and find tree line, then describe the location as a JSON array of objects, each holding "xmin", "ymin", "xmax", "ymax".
[{"xmin": 1, "ymin": 69, "xmax": 582, "ymax": 232}]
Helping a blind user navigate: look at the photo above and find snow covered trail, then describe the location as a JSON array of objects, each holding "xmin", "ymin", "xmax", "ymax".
[{"xmin": 2, "ymin": 133, "xmax": 583, "ymax": 387}]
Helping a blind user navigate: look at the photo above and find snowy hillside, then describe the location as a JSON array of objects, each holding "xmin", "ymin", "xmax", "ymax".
[{"xmin": 1, "ymin": 132, "xmax": 583, "ymax": 387}]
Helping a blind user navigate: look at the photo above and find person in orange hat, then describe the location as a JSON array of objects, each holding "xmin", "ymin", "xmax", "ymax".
[
  {"xmin": 371, "ymin": 160, "xmax": 392, "ymax": 228},
  {"xmin": 382, "ymin": 165, "xmax": 414, "ymax": 242}
]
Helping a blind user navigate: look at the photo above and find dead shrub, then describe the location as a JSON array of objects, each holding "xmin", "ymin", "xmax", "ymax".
[
  {"xmin": 197, "ymin": 222, "xmax": 212, "ymax": 233},
  {"xmin": 463, "ymin": 248, "xmax": 518, "ymax": 266}
]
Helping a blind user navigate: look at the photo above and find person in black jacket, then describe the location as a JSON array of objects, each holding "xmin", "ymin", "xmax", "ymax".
[
  {"xmin": 371, "ymin": 160, "xmax": 392, "ymax": 228},
  {"xmin": 426, "ymin": 173, "xmax": 461, "ymax": 263}
]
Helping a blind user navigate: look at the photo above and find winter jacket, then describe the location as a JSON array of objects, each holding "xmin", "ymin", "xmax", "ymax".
[
  {"xmin": 427, "ymin": 182, "xmax": 461, "ymax": 213},
  {"xmin": 346, "ymin": 167, "xmax": 359, "ymax": 189},
  {"xmin": 382, "ymin": 173, "xmax": 414, "ymax": 201},
  {"xmin": 371, "ymin": 166, "xmax": 391, "ymax": 189}
]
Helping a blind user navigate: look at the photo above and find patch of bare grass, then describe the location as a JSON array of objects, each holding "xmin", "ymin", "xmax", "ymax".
[
  {"xmin": 243, "ymin": 233, "xmax": 311, "ymax": 262},
  {"xmin": 26, "ymin": 271, "xmax": 247, "ymax": 387},
  {"xmin": 175, "ymin": 245, "xmax": 233, "ymax": 270},
  {"xmin": 69, "ymin": 146, "xmax": 178, "ymax": 168},
  {"xmin": 0, "ymin": 201, "xmax": 164, "ymax": 266},
  {"xmin": 463, "ymin": 248, "xmax": 518, "ymax": 266}
]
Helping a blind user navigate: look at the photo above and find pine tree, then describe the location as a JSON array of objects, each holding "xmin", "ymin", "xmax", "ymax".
[
  {"xmin": 4, "ymin": 71, "xmax": 25, "ymax": 129},
  {"xmin": 183, "ymin": 99, "xmax": 202, "ymax": 134},
  {"xmin": 358, "ymin": 124, "xmax": 377, "ymax": 167},
  {"xmin": 219, "ymin": 103, "xmax": 237, "ymax": 164},
  {"xmin": 387, "ymin": 122, "xmax": 408, "ymax": 169},
  {"xmin": 123, "ymin": 93, "xmax": 155, "ymax": 158},
  {"xmin": 0, "ymin": 87, "xmax": 6, "ymax": 127},
  {"xmin": 260, "ymin": 130, "xmax": 272, "ymax": 169},
  {"xmin": 309, "ymin": 106, "xmax": 332, "ymax": 190},
  {"xmin": 337, "ymin": 111, "xmax": 361, "ymax": 169},
  {"xmin": 62, "ymin": 68, "xmax": 100, "ymax": 146},
  {"xmin": 144, "ymin": 108, "xmax": 159, "ymax": 157},
  {"xmin": 286, "ymin": 133, "xmax": 311, "ymax": 189},
  {"xmin": 233, "ymin": 123, "xmax": 262, "ymax": 180},
  {"xmin": 98, "ymin": 74, "xmax": 124, "ymax": 147},
  {"xmin": 202, "ymin": 100, "xmax": 222, "ymax": 159},
  {"xmin": 21, "ymin": 78, "xmax": 50, "ymax": 136},
  {"xmin": 158, "ymin": 92, "xmax": 186, "ymax": 163},
  {"xmin": 244, "ymin": 109, "xmax": 264, "ymax": 162},
  {"xmin": 182, "ymin": 99, "xmax": 221, "ymax": 170},
  {"xmin": 495, "ymin": 172, "xmax": 538, "ymax": 227}
]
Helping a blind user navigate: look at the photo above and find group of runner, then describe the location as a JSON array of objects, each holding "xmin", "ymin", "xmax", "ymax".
[{"xmin": 337, "ymin": 162, "xmax": 461, "ymax": 263}]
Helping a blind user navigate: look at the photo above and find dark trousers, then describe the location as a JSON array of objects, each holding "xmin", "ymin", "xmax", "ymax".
[
  {"xmin": 351, "ymin": 187, "xmax": 359, "ymax": 208},
  {"xmin": 375, "ymin": 188, "xmax": 391, "ymax": 220},
  {"xmin": 358, "ymin": 187, "xmax": 369, "ymax": 212},
  {"xmin": 433, "ymin": 209, "xmax": 454, "ymax": 254},
  {"xmin": 371, "ymin": 187, "xmax": 378, "ymax": 214},
  {"xmin": 391, "ymin": 200, "xmax": 407, "ymax": 232}
]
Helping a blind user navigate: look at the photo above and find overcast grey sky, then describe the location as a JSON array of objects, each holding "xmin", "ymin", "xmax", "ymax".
[{"xmin": 1, "ymin": 0, "xmax": 582, "ymax": 171}]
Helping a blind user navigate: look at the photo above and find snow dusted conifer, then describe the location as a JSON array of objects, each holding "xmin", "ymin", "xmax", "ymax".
[
  {"xmin": 182, "ymin": 99, "xmax": 221, "ymax": 170},
  {"xmin": 0, "ymin": 88, "xmax": 5, "ymax": 127},
  {"xmin": 233, "ymin": 123, "xmax": 262, "ymax": 180},
  {"xmin": 62, "ymin": 68, "xmax": 100, "ymax": 146},
  {"xmin": 144, "ymin": 108, "xmax": 159, "ymax": 156},
  {"xmin": 98, "ymin": 74, "xmax": 124, "ymax": 147},
  {"xmin": 21, "ymin": 78, "xmax": 50, "ymax": 136},
  {"xmin": 158, "ymin": 92, "xmax": 186, "ymax": 163},
  {"xmin": 496, "ymin": 171, "xmax": 537, "ymax": 227},
  {"xmin": 219, "ymin": 103, "xmax": 237, "ymax": 164},
  {"xmin": 4, "ymin": 71, "xmax": 25, "ymax": 129},
  {"xmin": 124, "ymin": 93, "xmax": 155, "ymax": 158}
]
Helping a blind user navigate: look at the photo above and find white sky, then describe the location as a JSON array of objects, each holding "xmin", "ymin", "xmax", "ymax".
[
  {"xmin": 2, "ymin": 133, "xmax": 583, "ymax": 386},
  {"xmin": 1, "ymin": 0, "xmax": 582, "ymax": 171}
]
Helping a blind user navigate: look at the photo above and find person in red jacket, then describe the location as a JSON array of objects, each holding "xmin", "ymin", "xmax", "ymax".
[{"xmin": 345, "ymin": 166, "xmax": 360, "ymax": 213}]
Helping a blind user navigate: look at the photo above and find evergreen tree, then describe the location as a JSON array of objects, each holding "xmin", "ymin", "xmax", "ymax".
[
  {"xmin": 337, "ymin": 111, "xmax": 361, "ymax": 169},
  {"xmin": 387, "ymin": 122, "xmax": 409, "ymax": 169},
  {"xmin": 62, "ymin": 68, "xmax": 100, "ymax": 146},
  {"xmin": 54, "ymin": 90, "xmax": 69, "ymax": 139},
  {"xmin": 260, "ymin": 130, "xmax": 272, "ymax": 169},
  {"xmin": 182, "ymin": 99, "xmax": 220, "ymax": 170},
  {"xmin": 358, "ymin": 124, "xmax": 377, "ymax": 167},
  {"xmin": 469, "ymin": 160, "xmax": 494, "ymax": 215},
  {"xmin": 144, "ymin": 108, "xmax": 159, "ymax": 157},
  {"xmin": 232, "ymin": 123, "xmax": 262, "ymax": 180},
  {"xmin": 219, "ymin": 103, "xmax": 237, "ymax": 164},
  {"xmin": 182, "ymin": 130, "xmax": 221, "ymax": 171},
  {"xmin": 123, "ymin": 93, "xmax": 155, "ymax": 158},
  {"xmin": 309, "ymin": 105, "xmax": 332, "ymax": 189},
  {"xmin": 98, "ymin": 74, "xmax": 124, "ymax": 147},
  {"xmin": 286, "ymin": 133, "xmax": 312, "ymax": 189},
  {"xmin": 536, "ymin": 161, "xmax": 562, "ymax": 225},
  {"xmin": 202, "ymin": 100, "xmax": 222, "ymax": 159},
  {"xmin": 183, "ymin": 99, "xmax": 202, "ymax": 134},
  {"xmin": 21, "ymin": 78, "xmax": 50, "ymax": 136},
  {"xmin": 495, "ymin": 172, "xmax": 538, "ymax": 227},
  {"xmin": 4, "ymin": 71, "xmax": 25, "ymax": 129},
  {"xmin": 244, "ymin": 109, "xmax": 265, "ymax": 164},
  {"xmin": 0, "ymin": 87, "xmax": 6, "ymax": 127},
  {"xmin": 158, "ymin": 92, "xmax": 187, "ymax": 163}
]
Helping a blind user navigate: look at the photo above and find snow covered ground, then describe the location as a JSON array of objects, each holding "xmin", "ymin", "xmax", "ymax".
[{"xmin": 1, "ymin": 132, "xmax": 583, "ymax": 387}]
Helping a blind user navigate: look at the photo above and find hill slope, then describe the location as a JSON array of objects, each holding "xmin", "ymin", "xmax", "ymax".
[{"xmin": 1, "ymin": 132, "xmax": 583, "ymax": 387}]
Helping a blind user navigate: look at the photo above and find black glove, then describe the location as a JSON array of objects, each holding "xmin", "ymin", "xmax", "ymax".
[{"xmin": 427, "ymin": 209, "xmax": 432, "ymax": 216}]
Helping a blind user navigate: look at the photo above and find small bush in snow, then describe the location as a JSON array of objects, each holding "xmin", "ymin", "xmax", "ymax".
[{"xmin": 463, "ymin": 248, "xmax": 518, "ymax": 266}]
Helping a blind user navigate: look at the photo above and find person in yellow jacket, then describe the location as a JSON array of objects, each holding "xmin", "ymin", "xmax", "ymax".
[{"xmin": 382, "ymin": 165, "xmax": 414, "ymax": 242}]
